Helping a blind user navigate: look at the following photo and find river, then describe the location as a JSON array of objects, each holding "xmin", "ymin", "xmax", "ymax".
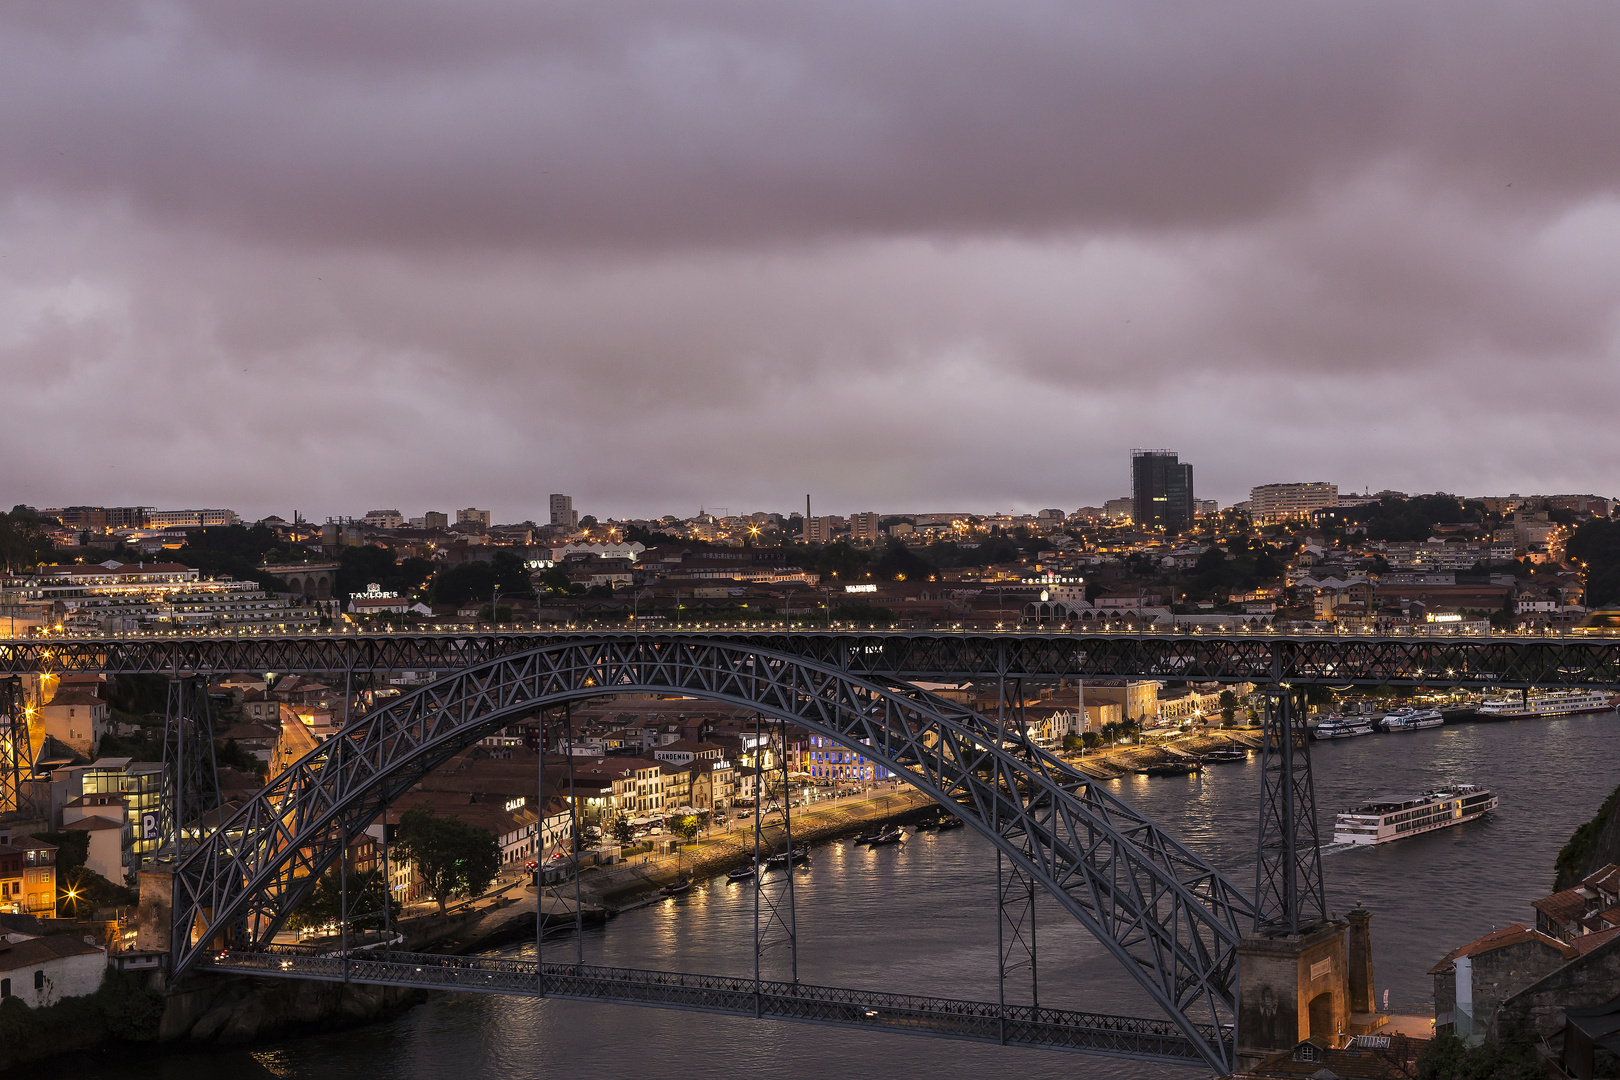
[{"xmin": 65, "ymin": 712, "xmax": 1620, "ymax": 1080}]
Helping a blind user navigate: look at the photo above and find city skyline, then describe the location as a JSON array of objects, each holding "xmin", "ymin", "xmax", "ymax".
[{"xmin": 5, "ymin": 3, "xmax": 1620, "ymax": 518}]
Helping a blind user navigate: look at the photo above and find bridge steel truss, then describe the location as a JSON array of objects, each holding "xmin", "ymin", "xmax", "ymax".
[
  {"xmin": 171, "ymin": 638, "xmax": 1256, "ymax": 1071},
  {"xmin": 5, "ymin": 630, "xmax": 1620, "ymax": 688}
]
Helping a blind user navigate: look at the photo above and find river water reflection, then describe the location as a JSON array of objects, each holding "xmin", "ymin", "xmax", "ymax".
[{"xmin": 66, "ymin": 713, "xmax": 1620, "ymax": 1080}]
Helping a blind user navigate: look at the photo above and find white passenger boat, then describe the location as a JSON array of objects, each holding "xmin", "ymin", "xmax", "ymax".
[
  {"xmin": 1381, "ymin": 707, "xmax": 1443, "ymax": 731},
  {"xmin": 1333, "ymin": 784, "xmax": 1497, "ymax": 845},
  {"xmin": 1311, "ymin": 715, "xmax": 1375, "ymax": 740},
  {"xmin": 1475, "ymin": 690, "xmax": 1617, "ymax": 721}
]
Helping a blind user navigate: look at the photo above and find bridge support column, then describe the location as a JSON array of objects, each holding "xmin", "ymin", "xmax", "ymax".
[
  {"xmin": 1253, "ymin": 686, "xmax": 1324, "ymax": 934},
  {"xmin": 0, "ymin": 677, "xmax": 39, "ymax": 819},
  {"xmin": 1236, "ymin": 920, "xmax": 1350, "ymax": 1067},
  {"xmin": 162, "ymin": 676, "xmax": 221, "ymax": 857}
]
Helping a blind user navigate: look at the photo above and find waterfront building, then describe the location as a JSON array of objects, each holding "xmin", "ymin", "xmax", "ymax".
[
  {"xmin": 801, "ymin": 734, "xmax": 891, "ymax": 785},
  {"xmin": 1130, "ymin": 449, "xmax": 1195, "ymax": 533},
  {"xmin": 0, "ymin": 930, "xmax": 105, "ymax": 1006}
]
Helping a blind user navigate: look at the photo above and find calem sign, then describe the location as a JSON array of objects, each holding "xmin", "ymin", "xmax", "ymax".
[{"xmin": 844, "ymin": 584, "xmax": 877, "ymax": 594}]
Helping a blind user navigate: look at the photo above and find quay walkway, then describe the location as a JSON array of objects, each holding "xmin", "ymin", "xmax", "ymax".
[{"xmin": 201, "ymin": 948, "xmax": 1212, "ymax": 1066}]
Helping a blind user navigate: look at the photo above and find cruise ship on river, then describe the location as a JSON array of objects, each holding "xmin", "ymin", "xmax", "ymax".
[
  {"xmin": 1474, "ymin": 690, "xmax": 1617, "ymax": 721},
  {"xmin": 1311, "ymin": 715, "xmax": 1374, "ymax": 739},
  {"xmin": 1333, "ymin": 784, "xmax": 1498, "ymax": 846},
  {"xmin": 1380, "ymin": 706, "xmax": 1444, "ymax": 731}
]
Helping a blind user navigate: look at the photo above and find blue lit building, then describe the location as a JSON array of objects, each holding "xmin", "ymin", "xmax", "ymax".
[{"xmin": 801, "ymin": 735, "xmax": 891, "ymax": 784}]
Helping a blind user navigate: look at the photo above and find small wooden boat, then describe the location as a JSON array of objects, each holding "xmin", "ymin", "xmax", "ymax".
[
  {"xmin": 936, "ymin": 817, "xmax": 965, "ymax": 831},
  {"xmin": 727, "ymin": 865, "xmax": 757, "ymax": 883},
  {"xmin": 661, "ymin": 878, "xmax": 693, "ymax": 897},
  {"xmin": 912, "ymin": 817, "xmax": 938, "ymax": 831},
  {"xmin": 867, "ymin": 828, "xmax": 905, "ymax": 846}
]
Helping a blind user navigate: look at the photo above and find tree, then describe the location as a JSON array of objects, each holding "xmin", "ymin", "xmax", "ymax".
[
  {"xmin": 0, "ymin": 510, "xmax": 54, "ymax": 572},
  {"xmin": 1218, "ymin": 690, "xmax": 1238, "ymax": 725},
  {"xmin": 285, "ymin": 866, "xmax": 399, "ymax": 932},
  {"xmin": 429, "ymin": 550, "xmax": 535, "ymax": 605},
  {"xmin": 1061, "ymin": 733, "xmax": 1082, "ymax": 752},
  {"xmin": 673, "ymin": 814, "xmax": 701, "ymax": 846},
  {"xmin": 394, "ymin": 806, "xmax": 501, "ymax": 913},
  {"xmin": 610, "ymin": 815, "xmax": 636, "ymax": 846}
]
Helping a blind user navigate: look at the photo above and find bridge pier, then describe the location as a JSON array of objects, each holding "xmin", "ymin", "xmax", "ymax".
[{"xmin": 1235, "ymin": 920, "xmax": 1350, "ymax": 1066}]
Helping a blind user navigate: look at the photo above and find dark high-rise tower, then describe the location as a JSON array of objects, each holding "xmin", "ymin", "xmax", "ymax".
[{"xmin": 1131, "ymin": 449, "xmax": 1195, "ymax": 532}]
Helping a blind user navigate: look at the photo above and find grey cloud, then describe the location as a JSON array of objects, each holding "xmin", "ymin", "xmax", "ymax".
[{"xmin": 3, "ymin": 2, "xmax": 1620, "ymax": 519}]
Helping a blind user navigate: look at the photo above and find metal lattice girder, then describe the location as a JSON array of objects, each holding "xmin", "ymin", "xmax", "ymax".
[
  {"xmin": 201, "ymin": 949, "xmax": 1214, "ymax": 1066},
  {"xmin": 162, "ymin": 677, "xmax": 222, "ymax": 855},
  {"xmin": 1253, "ymin": 689, "xmax": 1326, "ymax": 935},
  {"xmin": 0, "ymin": 677, "xmax": 38, "ymax": 818},
  {"xmin": 5, "ymin": 630, "xmax": 1620, "ymax": 688},
  {"xmin": 171, "ymin": 639, "xmax": 1255, "ymax": 1071}
]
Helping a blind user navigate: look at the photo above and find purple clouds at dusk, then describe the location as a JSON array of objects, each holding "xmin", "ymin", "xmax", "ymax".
[{"xmin": 4, "ymin": 1, "xmax": 1619, "ymax": 520}]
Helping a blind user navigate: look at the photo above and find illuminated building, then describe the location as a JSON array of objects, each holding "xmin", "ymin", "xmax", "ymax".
[{"xmin": 1130, "ymin": 450, "xmax": 1195, "ymax": 533}]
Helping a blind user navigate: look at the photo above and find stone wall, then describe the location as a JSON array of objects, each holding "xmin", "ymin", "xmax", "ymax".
[
  {"xmin": 159, "ymin": 971, "xmax": 425, "ymax": 1045},
  {"xmin": 1494, "ymin": 932, "xmax": 1620, "ymax": 1041}
]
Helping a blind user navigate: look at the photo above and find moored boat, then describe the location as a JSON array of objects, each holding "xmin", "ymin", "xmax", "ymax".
[
  {"xmin": 1381, "ymin": 707, "xmax": 1443, "ymax": 731},
  {"xmin": 726, "ymin": 865, "xmax": 757, "ymax": 883},
  {"xmin": 936, "ymin": 817, "xmax": 965, "ymax": 831},
  {"xmin": 1475, "ymin": 690, "xmax": 1617, "ymax": 721},
  {"xmin": 866, "ymin": 828, "xmax": 905, "ymax": 845},
  {"xmin": 1311, "ymin": 715, "xmax": 1375, "ymax": 740},
  {"xmin": 661, "ymin": 878, "xmax": 693, "ymax": 896},
  {"xmin": 1201, "ymin": 746, "xmax": 1249, "ymax": 763}
]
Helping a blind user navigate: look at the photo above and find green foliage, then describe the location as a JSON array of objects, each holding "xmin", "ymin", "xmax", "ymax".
[
  {"xmin": 430, "ymin": 550, "xmax": 535, "ymax": 605},
  {"xmin": 106, "ymin": 674, "xmax": 168, "ymax": 718},
  {"xmin": 60, "ymin": 865, "xmax": 138, "ymax": 912},
  {"xmin": 873, "ymin": 541, "xmax": 934, "ymax": 582},
  {"xmin": 215, "ymin": 738, "xmax": 266, "ymax": 779},
  {"xmin": 0, "ymin": 510, "xmax": 55, "ymax": 573},
  {"xmin": 286, "ymin": 866, "xmax": 398, "ymax": 931},
  {"xmin": 172, "ymin": 524, "xmax": 289, "ymax": 590},
  {"xmin": 1218, "ymin": 690, "xmax": 1238, "ymax": 723},
  {"xmin": 1080, "ymin": 731, "xmax": 1102, "ymax": 749},
  {"xmin": 610, "ymin": 816, "xmax": 636, "ymax": 846},
  {"xmin": 1568, "ymin": 519, "xmax": 1620, "ymax": 608},
  {"xmin": 673, "ymin": 814, "xmax": 701, "ymax": 844},
  {"xmin": 1061, "ymin": 733, "xmax": 1082, "ymax": 752},
  {"xmin": 1350, "ymin": 495, "xmax": 1470, "ymax": 543},
  {"xmin": 1415, "ymin": 1030, "xmax": 1544, "ymax": 1080},
  {"xmin": 34, "ymin": 831, "xmax": 89, "ymax": 874},
  {"xmin": 1555, "ymin": 779, "xmax": 1620, "ymax": 889},
  {"xmin": 395, "ymin": 806, "xmax": 501, "ymax": 913},
  {"xmin": 334, "ymin": 544, "xmax": 433, "ymax": 601}
]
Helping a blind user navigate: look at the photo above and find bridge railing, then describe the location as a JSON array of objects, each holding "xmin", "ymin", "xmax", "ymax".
[{"xmin": 201, "ymin": 949, "xmax": 1213, "ymax": 1064}]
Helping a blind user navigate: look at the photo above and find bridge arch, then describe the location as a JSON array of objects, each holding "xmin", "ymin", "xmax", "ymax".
[{"xmin": 173, "ymin": 637, "xmax": 1253, "ymax": 1068}]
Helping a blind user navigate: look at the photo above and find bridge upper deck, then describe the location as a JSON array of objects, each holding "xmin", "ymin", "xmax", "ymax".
[{"xmin": 2, "ymin": 626, "xmax": 1619, "ymax": 687}]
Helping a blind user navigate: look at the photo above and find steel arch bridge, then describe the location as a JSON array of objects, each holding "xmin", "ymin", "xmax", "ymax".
[{"xmin": 173, "ymin": 637, "xmax": 1255, "ymax": 1070}]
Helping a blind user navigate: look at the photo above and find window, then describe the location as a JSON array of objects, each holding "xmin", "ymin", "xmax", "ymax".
[
  {"xmin": 33, "ymin": 970, "xmax": 43, "ymax": 990},
  {"xmin": 0, "ymin": 979, "xmax": 8, "ymax": 998}
]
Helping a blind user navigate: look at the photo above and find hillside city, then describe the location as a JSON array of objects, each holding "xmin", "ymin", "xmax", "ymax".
[{"xmin": 3, "ymin": 450, "xmax": 1620, "ymax": 1080}]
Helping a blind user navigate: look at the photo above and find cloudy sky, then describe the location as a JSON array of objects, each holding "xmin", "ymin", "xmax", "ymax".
[{"xmin": 4, "ymin": 1, "xmax": 1619, "ymax": 523}]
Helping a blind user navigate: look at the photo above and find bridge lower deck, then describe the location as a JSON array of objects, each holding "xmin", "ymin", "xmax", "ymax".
[{"xmin": 201, "ymin": 949, "xmax": 1212, "ymax": 1065}]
